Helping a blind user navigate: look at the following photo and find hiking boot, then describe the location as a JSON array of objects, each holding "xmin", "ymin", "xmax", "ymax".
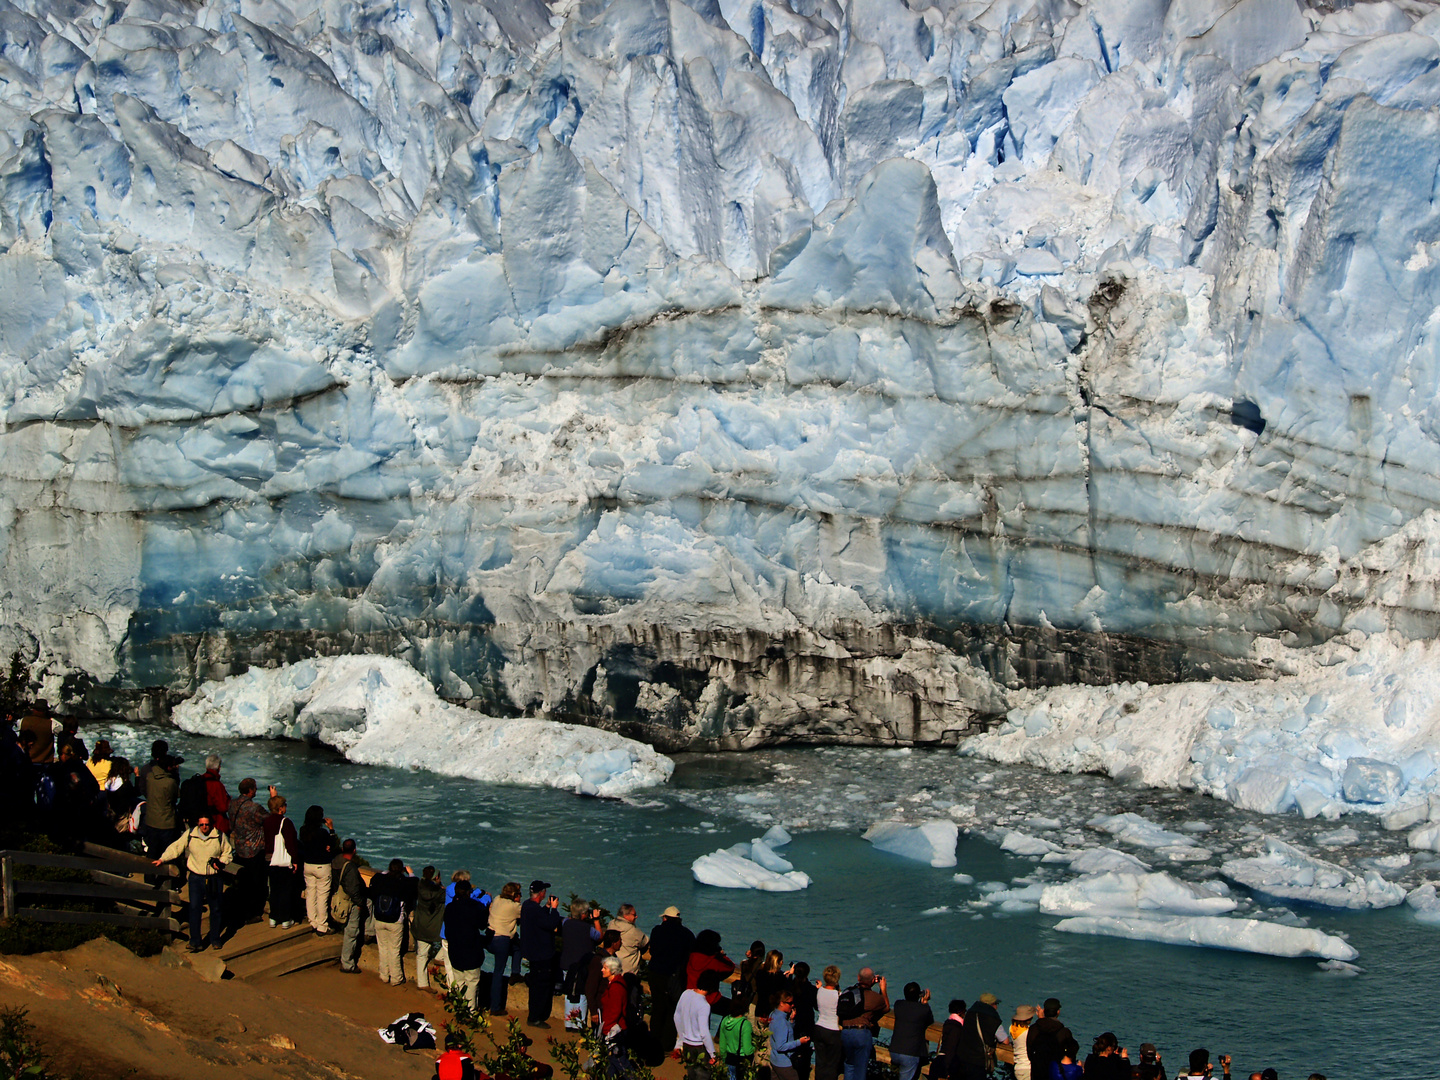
[
  {"xmin": 527, "ymin": 1020, "xmax": 551, "ymax": 1030},
  {"xmin": 186, "ymin": 943, "xmax": 205, "ymax": 953}
]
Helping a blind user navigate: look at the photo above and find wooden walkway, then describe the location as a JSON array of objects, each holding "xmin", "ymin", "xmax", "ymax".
[{"xmin": 217, "ymin": 921, "xmax": 341, "ymax": 980}]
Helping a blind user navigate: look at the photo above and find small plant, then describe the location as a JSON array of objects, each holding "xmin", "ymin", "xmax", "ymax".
[
  {"xmin": 548, "ymin": 1025, "xmax": 657, "ymax": 1080},
  {"xmin": 440, "ymin": 985, "xmax": 482, "ymax": 1057},
  {"xmin": 478, "ymin": 1018, "xmax": 548, "ymax": 1080},
  {"xmin": 0, "ymin": 1005, "xmax": 48, "ymax": 1079}
]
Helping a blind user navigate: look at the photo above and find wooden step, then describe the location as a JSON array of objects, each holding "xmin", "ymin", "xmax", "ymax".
[
  {"xmin": 226, "ymin": 933, "xmax": 340, "ymax": 980},
  {"xmin": 218, "ymin": 922, "xmax": 315, "ymax": 962}
]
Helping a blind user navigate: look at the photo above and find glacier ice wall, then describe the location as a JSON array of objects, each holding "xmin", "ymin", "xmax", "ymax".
[{"xmin": 5, "ymin": 0, "xmax": 1440, "ymax": 747}]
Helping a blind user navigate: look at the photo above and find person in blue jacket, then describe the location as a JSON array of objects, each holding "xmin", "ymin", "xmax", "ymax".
[
  {"xmin": 520, "ymin": 879, "xmax": 564, "ymax": 1028},
  {"xmin": 770, "ymin": 990, "xmax": 812, "ymax": 1080}
]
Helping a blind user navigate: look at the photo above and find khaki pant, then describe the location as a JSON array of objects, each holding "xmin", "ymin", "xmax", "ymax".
[
  {"xmin": 453, "ymin": 966, "xmax": 482, "ymax": 1011},
  {"xmin": 303, "ymin": 863, "xmax": 332, "ymax": 933},
  {"xmin": 375, "ymin": 918, "xmax": 406, "ymax": 984},
  {"xmin": 416, "ymin": 939, "xmax": 443, "ymax": 989}
]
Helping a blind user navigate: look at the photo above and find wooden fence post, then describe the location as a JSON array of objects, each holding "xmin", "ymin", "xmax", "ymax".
[{"xmin": 2, "ymin": 854, "xmax": 13, "ymax": 920}]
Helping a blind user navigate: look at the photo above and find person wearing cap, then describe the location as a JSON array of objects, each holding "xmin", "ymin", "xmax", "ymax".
[
  {"xmin": 607, "ymin": 902, "xmax": 650, "ymax": 976},
  {"xmin": 1026, "ymin": 998, "xmax": 1071, "ymax": 1080},
  {"xmin": 888, "ymin": 983, "xmax": 933, "ymax": 1080},
  {"xmin": 956, "ymin": 993, "xmax": 1008, "ymax": 1080},
  {"xmin": 1136, "ymin": 1042, "xmax": 1167, "ymax": 1080},
  {"xmin": 1009, "ymin": 1005, "xmax": 1036, "ymax": 1080},
  {"xmin": 648, "ymin": 905, "xmax": 694, "ymax": 1053},
  {"xmin": 1085, "ymin": 1032, "xmax": 1131, "ymax": 1080},
  {"xmin": 520, "ymin": 879, "xmax": 564, "ymax": 1027},
  {"xmin": 18, "ymin": 701, "xmax": 54, "ymax": 765},
  {"xmin": 154, "ymin": 812, "xmax": 233, "ymax": 952}
]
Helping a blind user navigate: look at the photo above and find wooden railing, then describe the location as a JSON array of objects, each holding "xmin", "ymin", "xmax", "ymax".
[{"xmin": 0, "ymin": 845, "xmax": 181, "ymax": 934}]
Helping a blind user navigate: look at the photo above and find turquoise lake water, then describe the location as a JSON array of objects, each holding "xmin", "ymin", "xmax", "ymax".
[{"xmin": 103, "ymin": 725, "xmax": 1438, "ymax": 1079}]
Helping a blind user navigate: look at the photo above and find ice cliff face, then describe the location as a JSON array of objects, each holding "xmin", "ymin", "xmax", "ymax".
[{"xmin": 5, "ymin": 0, "xmax": 1440, "ymax": 748}]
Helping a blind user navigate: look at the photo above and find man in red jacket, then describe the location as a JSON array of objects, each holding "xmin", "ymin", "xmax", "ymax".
[
  {"xmin": 201, "ymin": 755, "xmax": 231, "ymax": 833},
  {"xmin": 434, "ymin": 1033, "xmax": 476, "ymax": 1080}
]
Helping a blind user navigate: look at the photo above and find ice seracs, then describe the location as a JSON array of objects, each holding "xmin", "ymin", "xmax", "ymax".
[
  {"xmin": 14, "ymin": 1, "xmax": 1440, "ymax": 762},
  {"xmin": 171, "ymin": 656, "xmax": 673, "ymax": 798}
]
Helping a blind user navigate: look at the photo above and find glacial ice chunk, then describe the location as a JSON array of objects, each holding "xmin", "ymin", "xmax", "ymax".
[
  {"xmin": 1000, "ymin": 831, "xmax": 1062, "ymax": 856},
  {"xmin": 863, "ymin": 820, "xmax": 959, "ymax": 867},
  {"xmin": 1407, "ymin": 883, "xmax": 1440, "ymax": 924},
  {"xmin": 1052, "ymin": 915, "xmax": 1359, "ymax": 961},
  {"xmin": 1342, "ymin": 758, "xmax": 1407, "ymax": 804},
  {"xmin": 171, "ymin": 656, "xmax": 673, "ymax": 798},
  {"xmin": 692, "ymin": 848, "xmax": 810, "ymax": 892},
  {"xmin": 1040, "ymin": 872, "xmax": 1237, "ymax": 918},
  {"xmin": 1220, "ymin": 837, "xmax": 1406, "ymax": 910}
]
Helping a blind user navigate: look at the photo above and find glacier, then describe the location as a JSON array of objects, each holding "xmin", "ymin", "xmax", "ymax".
[{"xmin": 7, "ymin": 0, "xmax": 1440, "ymax": 759}]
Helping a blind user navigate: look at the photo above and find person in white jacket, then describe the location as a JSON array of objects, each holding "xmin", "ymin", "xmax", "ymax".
[
  {"xmin": 155, "ymin": 814, "xmax": 233, "ymax": 952},
  {"xmin": 1009, "ymin": 1005, "xmax": 1036, "ymax": 1080}
]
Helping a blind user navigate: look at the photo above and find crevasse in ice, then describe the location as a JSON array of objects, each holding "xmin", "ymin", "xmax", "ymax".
[{"xmin": 7, "ymin": 0, "xmax": 1440, "ymax": 761}]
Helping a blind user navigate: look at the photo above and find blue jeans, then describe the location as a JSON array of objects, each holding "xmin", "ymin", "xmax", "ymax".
[
  {"xmin": 489, "ymin": 935, "xmax": 516, "ymax": 1014},
  {"xmin": 841, "ymin": 1028, "xmax": 872, "ymax": 1080},
  {"xmin": 891, "ymin": 1053, "xmax": 920, "ymax": 1080},
  {"xmin": 187, "ymin": 872, "xmax": 224, "ymax": 948}
]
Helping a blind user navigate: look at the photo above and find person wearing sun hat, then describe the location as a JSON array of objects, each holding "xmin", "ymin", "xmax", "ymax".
[
  {"xmin": 956, "ymin": 993, "xmax": 1008, "ymax": 1080},
  {"xmin": 1009, "ymin": 1004, "xmax": 1036, "ymax": 1080},
  {"xmin": 648, "ymin": 904, "xmax": 694, "ymax": 1053}
]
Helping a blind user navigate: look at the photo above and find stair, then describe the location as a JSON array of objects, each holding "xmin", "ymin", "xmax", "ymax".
[{"xmin": 218, "ymin": 922, "xmax": 341, "ymax": 980}]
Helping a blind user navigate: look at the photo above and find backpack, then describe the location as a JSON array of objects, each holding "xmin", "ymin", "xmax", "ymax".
[
  {"xmin": 836, "ymin": 984, "xmax": 867, "ymax": 1023},
  {"xmin": 331, "ymin": 885, "xmax": 353, "ymax": 923},
  {"xmin": 178, "ymin": 773, "xmax": 209, "ymax": 826},
  {"xmin": 373, "ymin": 884, "xmax": 404, "ymax": 923}
]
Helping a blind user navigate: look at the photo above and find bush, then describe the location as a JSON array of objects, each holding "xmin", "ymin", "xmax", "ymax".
[
  {"xmin": 0, "ymin": 918, "xmax": 169, "ymax": 958},
  {"xmin": 0, "ymin": 1005, "xmax": 48, "ymax": 1079}
]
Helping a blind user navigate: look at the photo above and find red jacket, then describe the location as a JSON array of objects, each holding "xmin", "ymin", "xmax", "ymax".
[
  {"xmin": 600, "ymin": 977, "xmax": 628, "ymax": 1035},
  {"xmin": 685, "ymin": 950, "xmax": 736, "ymax": 996},
  {"xmin": 434, "ymin": 1049, "xmax": 475, "ymax": 1080},
  {"xmin": 203, "ymin": 770, "xmax": 231, "ymax": 832}
]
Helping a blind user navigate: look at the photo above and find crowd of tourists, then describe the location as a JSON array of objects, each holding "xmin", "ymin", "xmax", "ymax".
[{"xmin": 3, "ymin": 706, "xmax": 1328, "ymax": 1080}]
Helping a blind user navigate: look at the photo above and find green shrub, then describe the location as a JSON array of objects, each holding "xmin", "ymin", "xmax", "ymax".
[
  {"xmin": 0, "ymin": 1005, "xmax": 48, "ymax": 1079},
  {"xmin": 0, "ymin": 918, "xmax": 168, "ymax": 958}
]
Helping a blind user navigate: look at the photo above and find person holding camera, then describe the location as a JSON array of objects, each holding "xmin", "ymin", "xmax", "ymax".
[
  {"xmin": 520, "ymin": 880, "xmax": 565, "ymax": 1027},
  {"xmin": 154, "ymin": 813, "xmax": 233, "ymax": 952}
]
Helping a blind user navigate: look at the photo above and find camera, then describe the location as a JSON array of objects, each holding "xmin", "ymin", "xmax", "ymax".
[{"xmin": 208, "ymin": 858, "xmax": 223, "ymax": 872}]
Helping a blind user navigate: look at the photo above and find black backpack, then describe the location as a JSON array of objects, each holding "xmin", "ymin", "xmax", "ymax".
[
  {"xmin": 836, "ymin": 984, "xmax": 867, "ymax": 1023},
  {"xmin": 374, "ymin": 884, "xmax": 404, "ymax": 923},
  {"xmin": 178, "ymin": 773, "xmax": 209, "ymax": 826}
]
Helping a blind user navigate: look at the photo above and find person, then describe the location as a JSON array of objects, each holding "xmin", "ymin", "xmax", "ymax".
[
  {"xmin": 414, "ymin": 866, "xmax": 447, "ymax": 993},
  {"xmin": 1136, "ymin": 1043, "xmax": 1167, "ymax": 1080},
  {"xmin": 838, "ymin": 968, "xmax": 888, "ymax": 1080},
  {"xmin": 813, "ymin": 965, "xmax": 844, "ymax": 1080},
  {"xmin": 19, "ymin": 702, "xmax": 53, "ymax": 764},
  {"xmin": 369, "ymin": 858, "xmax": 417, "ymax": 985},
  {"xmin": 648, "ymin": 905, "xmax": 694, "ymax": 1053},
  {"xmin": 520, "ymin": 880, "xmax": 563, "ymax": 1028},
  {"xmin": 47, "ymin": 742, "xmax": 104, "ymax": 841},
  {"xmin": 686, "ymin": 929, "xmax": 736, "ymax": 992},
  {"xmin": 737, "ymin": 940, "xmax": 766, "ymax": 1014},
  {"xmin": 754, "ymin": 950, "xmax": 789, "ymax": 1018},
  {"xmin": 957, "ymin": 993, "xmax": 1007, "ymax": 1080},
  {"xmin": 608, "ymin": 902, "xmax": 650, "ymax": 976},
  {"xmin": 717, "ymin": 1003, "xmax": 755, "ymax": 1080},
  {"xmin": 585, "ymin": 929, "xmax": 624, "ymax": 1029},
  {"xmin": 931, "ymin": 999, "xmax": 967, "ymax": 1080},
  {"xmin": 445, "ymin": 878, "xmax": 490, "ymax": 1009},
  {"xmin": 337, "ymin": 838, "xmax": 367, "ymax": 973},
  {"xmin": 298, "ymin": 806, "xmax": 339, "ymax": 934},
  {"xmin": 140, "ymin": 750, "xmax": 180, "ymax": 858},
  {"xmin": 435, "ymin": 1032, "xmax": 477, "ymax": 1080},
  {"xmin": 56, "ymin": 718, "xmax": 85, "ymax": 762},
  {"xmin": 1085, "ymin": 1033, "xmax": 1131, "ymax": 1080},
  {"xmin": 790, "ymin": 961, "xmax": 817, "ymax": 1080},
  {"xmin": 155, "ymin": 813, "xmax": 233, "ymax": 952},
  {"xmin": 262, "ymin": 794, "xmax": 300, "ymax": 928},
  {"xmin": 675, "ymin": 969, "xmax": 719, "ymax": 1080},
  {"xmin": 1010, "ymin": 1005, "xmax": 1036, "ymax": 1080},
  {"xmin": 1027, "ymin": 999, "xmax": 1071, "ymax": 1080},
  {"xmin": 1180, "ymin": 1049, "xmax": 1216, "ymax": 1080},
  {"xmin": 598, "ymin": 955, "xmax": 630, "ymax": 1073},
  {"xmin": 199, "ymin": 755, "xmax": 230, "ymax": 832},
  {"xmin": 86, "ymin": 740, "xmax": 116, "ymax": 786},
  {"xmin": 226, "ymin": 778, "xmax": 268, "ymax": 927},
  {"xmin": 1051, "ymin": 1039, "xmax": 1083, "ymax": 1080},
  {"xmin": 889, "ymin": 983, "xmax": 934, "ymax": 1080},
  {"xmin": 561, "ymin": 898, "xmax": 602, "ymax": 1025},
  {"xmin": 489, "ymin": 882, "xmax": 524, "ymax": 1015},
  {"xmin": 770, "ymin": 990, "xmax": 811, "ymax": 1080}
]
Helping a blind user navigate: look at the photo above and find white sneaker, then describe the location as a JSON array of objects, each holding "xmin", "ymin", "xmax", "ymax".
[
  {"xmin": 280, "ymin": 921, "xmax": 295, "ymax": 928},
  {"xmin": 269, "ymin": 919, "xmax": 277, "ymax": 927}
]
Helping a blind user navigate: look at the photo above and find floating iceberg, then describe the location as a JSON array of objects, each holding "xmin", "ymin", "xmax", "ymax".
[
  {"xmin": 1407, "ymin": 884, "xmax": 1440, "ymax": 925},
  {"xmin": 171, "ymin": 656, "xmax": 673, "ymax": 798},
  {"xmin": 1040, "ymin": 873, "xmax": 1236, "ymax": 918},
  {"xmin": 1065, "ymin": 848, "xmax": 1153, "ymax": 875},
  {"xmin": 1053, "ymin": 915, "xmax": 1359, "ymax": 962},
  {"xmin": 692, "ymin": 848, "xmax": 810, "ymax": 892},
  {"xmin": 1087, "ymin": 813, "xmax": 1211, "ymax": 861},
  {"xmin": 1221, "ymin": 837, "xmax": 1406, "ymax": 910},
  {"xmin": 863, "ymin": 821, "xmax": 959, "ymax": 868},
  {"xmin": 1000, "ymin": 831, "xmax": 1063, "ymax": 857}
]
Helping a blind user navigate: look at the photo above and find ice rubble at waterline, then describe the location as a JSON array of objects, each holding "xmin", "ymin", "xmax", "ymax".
[
  {"xmin": 172, "ymin": 655, "xmax": 674, "ymax": 798},
  {"xmin": 10, "ymin": 0, "xmax": 1440, "ymax": 763}
]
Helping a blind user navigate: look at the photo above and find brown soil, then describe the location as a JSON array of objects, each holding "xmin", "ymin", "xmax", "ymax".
[{"xmin": 0, "ymin": 938, "xmax": 691, "ymax": 1080}]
